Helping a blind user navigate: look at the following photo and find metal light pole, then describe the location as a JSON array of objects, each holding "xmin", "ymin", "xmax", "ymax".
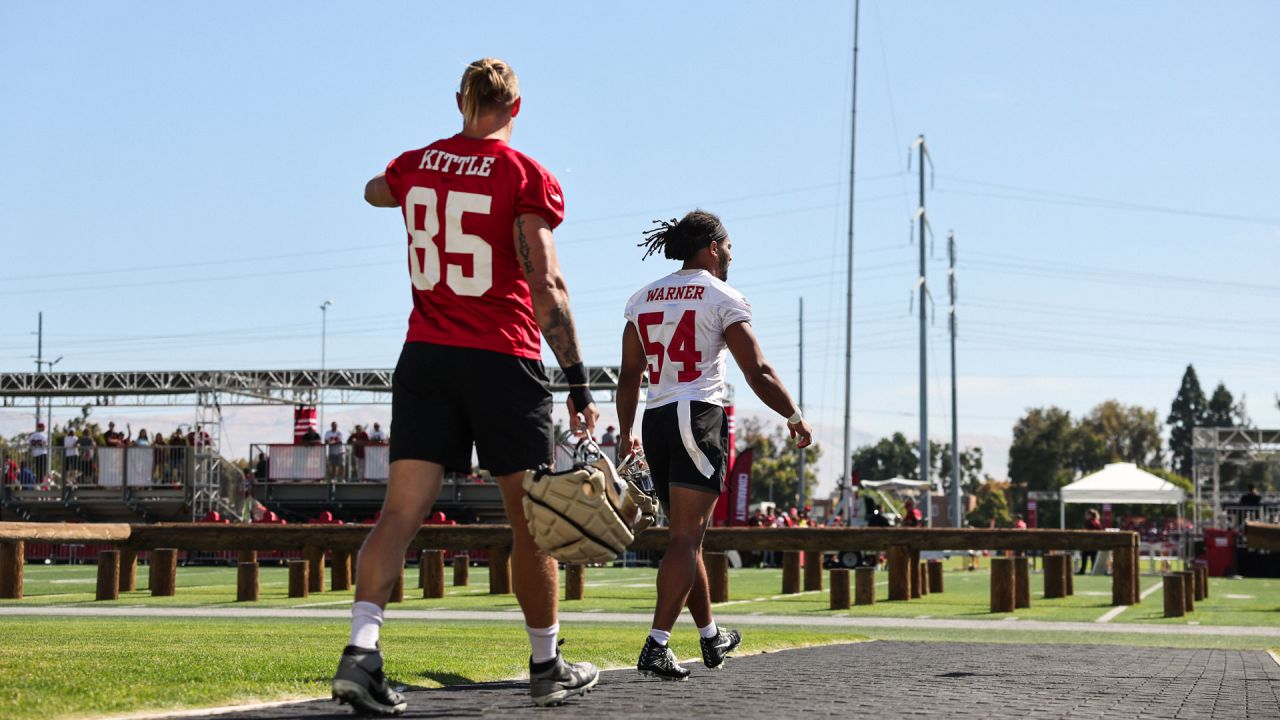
[
  {"xmin": 319, "ymin": 300, "xmax": 333, "ymax": 428},
  {"xmin": 32, "ymin": 312, "xmax": 63, "ymax": 431}
]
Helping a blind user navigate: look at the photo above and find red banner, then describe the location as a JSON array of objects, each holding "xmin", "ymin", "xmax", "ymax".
[
  {"xmin": 1027, "ymin": 498, "xmax": 1038, "ymax": 529},
  {"xmin": 293, "ymin": 406, "xmax": 317, "ymax": 444},
  {"xmin": 728, "ymin": 448, "xmax": 754, "ymax": 526}
]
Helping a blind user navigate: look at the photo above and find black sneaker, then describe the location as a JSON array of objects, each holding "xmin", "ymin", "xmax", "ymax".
[
  {"xmin": 529, "ymin": 645, "xmax": 599, "ymax": 707},
  {"xmin": 700, "ymin": 628, "xmax": 741, "ymax": 669},
  {"xmin": 636, "ymin": 636, "xmax": 690, "ymax": 681},
  {"xmin": 331, "ymin": 645, "xmax": 407, "ymax": 716}
]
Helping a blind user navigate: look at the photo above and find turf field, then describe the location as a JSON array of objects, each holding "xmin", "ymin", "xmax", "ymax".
[{"xmin": 2, "ymin": 562, "xmax": 1277, "ymax": 719}]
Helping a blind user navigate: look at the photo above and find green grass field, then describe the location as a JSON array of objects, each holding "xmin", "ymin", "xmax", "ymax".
[{"xmin": 2, "ymin": 561, "xmax": 1278, "ymax": 719}]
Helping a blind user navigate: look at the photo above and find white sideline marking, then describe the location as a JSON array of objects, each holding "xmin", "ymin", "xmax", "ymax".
[
  {"xmin": 292, "ymin": 599, "xmax": 352, "ymax": 608},
  {"xmin": 1094, "ymin": 581, "xmax": 1162, "ymax": 624},
  {"xmin": 1268, "ymin": 649, "xmax": 1280, "ymax": 669},
  {"xmin": 1225, "ymin": 594, "xmax": 1254, "ymax": 600},
  {"xmin": 104, "ymin": 696, "xmax": 324, "ymax": 720},
  {"xmin": 713, "ymin": 589, "xmax": 823, "ymax": 607}
]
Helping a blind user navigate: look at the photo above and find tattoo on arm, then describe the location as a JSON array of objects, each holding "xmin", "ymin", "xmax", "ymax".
[
  {"xmin": 543, "ymin": 299, "xmax": 582, "ymax": 366},
  {"xmin": 516, "ymin": 217, "xmax": 534, "ymax": 275}
]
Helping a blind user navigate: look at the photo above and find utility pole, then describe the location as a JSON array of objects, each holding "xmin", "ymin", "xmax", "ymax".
[
  {"xmin": 840, "ymin": 0, "xmax": 862, "ymax": 527},
  {"xmin": 319, "ymin": 300, "xmax": 333, "ymax": 428},
  {"xmin": 32, "ymin": 312, "xmax": 63, "ymax": 431},
  {"xmin": 798, "ymin": 297, "xmax": 806, "ymax": 510},
  {"xmin": 948, "ymin": 231, "xmax": 961, "ymax": 528},
  {"xmin": 912, "ymin": 135, "xmax": 932, "ymax": 525}
]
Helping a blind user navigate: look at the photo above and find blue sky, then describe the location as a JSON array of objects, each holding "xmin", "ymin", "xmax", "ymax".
[{"xmin": 2, "ymin": 2, "xmax": 1277, "ymax": 496}]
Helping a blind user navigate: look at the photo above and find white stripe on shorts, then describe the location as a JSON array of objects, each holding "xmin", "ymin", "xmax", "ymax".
[{"xmin": 677, "ymin": 399, "xmax": 716, "ymax": 479}]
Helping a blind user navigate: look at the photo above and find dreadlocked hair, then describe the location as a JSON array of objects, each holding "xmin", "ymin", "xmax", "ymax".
[{"xmin": 637, "ymin": 209, "xmax": 727, "ymax": 261}]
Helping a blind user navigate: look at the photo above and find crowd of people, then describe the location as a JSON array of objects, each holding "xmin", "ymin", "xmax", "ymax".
[{"xmin": 3, "ymin": 420, "xmax": 216, "ymax": 487}]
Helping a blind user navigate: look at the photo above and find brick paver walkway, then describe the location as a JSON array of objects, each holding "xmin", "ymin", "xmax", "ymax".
[{"xmin": 182, "ymin": 641, "xmax": 1280, "ymax": 719}]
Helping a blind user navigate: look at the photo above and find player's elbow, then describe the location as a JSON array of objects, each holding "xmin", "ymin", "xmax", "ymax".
[{"xmin": 745, "ymin": 363, "xmax": 778, "ymax": 391}]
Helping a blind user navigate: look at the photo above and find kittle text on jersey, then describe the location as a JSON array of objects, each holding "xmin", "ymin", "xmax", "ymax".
[
  {"xmin": 418, "ymin": 149, "xmax": 496, "ymax": 177},
  {"xmin": 645, "ymin": 285, "xmax": 706, "ymax": 303}
]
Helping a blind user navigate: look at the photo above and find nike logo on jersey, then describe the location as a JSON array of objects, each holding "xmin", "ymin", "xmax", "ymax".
[
  {"xmin": 549, "ymin": 190, "xmax": 562, "ymax": 204},
  {"xmin": 418, "ymin": 149, "xmax": 495, "ymax": 177},
  {"xmin": 646, "ymin": 285, "xmax": 706, "ymax": 302}
]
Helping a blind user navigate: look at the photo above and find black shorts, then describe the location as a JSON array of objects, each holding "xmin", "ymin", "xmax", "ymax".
[
  {"xmin": 640, "ymin": 400, "xmax": 728, "ymax": 509},
  {"xmin": 390, "ymin": 342, "xmax": 553, "ymax": 476}
]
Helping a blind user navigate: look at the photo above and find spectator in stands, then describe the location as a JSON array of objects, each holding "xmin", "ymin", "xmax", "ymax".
[
  {"xmin": 324, "ymin": 421, "xmax": 345, "ymax": 480},
  {"xmin": 3, "ymin": 455, "xmax": 16, "ymax": 485},
  {"xmin": 254, "ymin": 452, "xmax": 269, "ymax": 482},
  {"xmin": 600, "ymin": 425, "xmax": 617, "ymax": 446},
  {"xmin": 77, "ymin": 430, "xmax": 97, "ymax": 481},
  {"xmin": 368, "ymin": 422, "xmax": 386, "ymax": 444},
  {"xmin": 167, "ymin": 430, "xmax": 187, "ymax": 484},
  {"xmin": 134, "ymin": 429, "xmax": 151, "ymax": 447},
  {"xmin": 188, "ymin": 423, "xmax": 211, "ymax": 448},
  {"xmin": 1240, "ymin": 485, "xmax": 1263, "ymax": 507},
  {"xmin": 29, "ymin": 422, "xmax": 49, "ymax": 481},
  {"xmin": 63, "ymin": 429, "xmax": 80, "ymax": 482},
  {"xmin": 1080, "ymin": 508, "xmax": 1103, "ymax": 574},
  {"xmin": 103, "ymin": 422, "xmax": 125, "ymax": 448},
  {"xmin": 348, "ymin": 425, "xmax": 370, "ymax": 481},
  {"xmin": 301, "ymin": 425, "xmax": 322, "ymax": 445},
  {"xmin": 901, "ymin": 498, "xmax": 923, "ymax": 527},
  {"xmin": 18, "ymin": 462, "xmax": 36, "ymax": 488},
  {"xmin": 1012, "ymin": 513, "xmax": 1027, "ymax": 529}
]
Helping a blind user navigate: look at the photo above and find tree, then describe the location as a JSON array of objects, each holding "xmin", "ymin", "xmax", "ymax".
[
  {"xmin": 967, "ymin": 480, "xmax": 1012, "ymax": 528},
  {"xmin": 850, "ymin": 432, "xmax": 919, "ymax": 482},
  {"xmin": 1073, "ymin": 400, "xmax": 1163, "ymax": 471},
  {"xmin": 934, "ymin": 442, "xmax": 985, "ymax": 494},
  {"xmin": 737, "ymin": 417, "xmax": 821, "ymax": 508},
  {"xmin": 1007, "ymin": 406, "xmax": 1075, "ymax": 508},
  {"xmin": 1167, "ymin": 364, "xmax": 1206, "ymax": 477}
]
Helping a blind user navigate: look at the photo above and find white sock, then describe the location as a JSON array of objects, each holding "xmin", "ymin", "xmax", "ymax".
[
  {"xmin": 527, "ymin": 623, "xmax": 559, "ymax": 664},
  {"xmin": 349, "ymin": 601, "xmax": 384, "ymax": 649},
  {"xmin": 648, "ymin": 628, "xmax": 671, "ymax": 646},
  {"xmin": 698, "ymin": 621, "xmax": 719, "ymax": 640}
]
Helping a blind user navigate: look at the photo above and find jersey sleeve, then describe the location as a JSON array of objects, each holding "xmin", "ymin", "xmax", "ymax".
[
  {"xmin": 717, "ymin": 289, "xmax": 752, "ymax": 330},
  {"xmin": 383, "ymin": 152, "xmax": 408, "ymax": 204},
  {"xmin": 514, "ymin": 158, "xmax": 565, "ymax": 230}
]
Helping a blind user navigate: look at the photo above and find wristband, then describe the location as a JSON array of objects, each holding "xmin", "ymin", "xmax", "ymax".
[
  {"xmin": 787, "ymin": 410, "xmax": 803, "ymax": 425},
  {"xmin": 564, "ymin": 362, "xmax": 594, "ymax": 410}
]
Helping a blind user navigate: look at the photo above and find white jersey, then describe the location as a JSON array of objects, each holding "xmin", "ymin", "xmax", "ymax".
[{"xmin": 624, "ymin": 269, "xmax": 751, "ymax": 409}]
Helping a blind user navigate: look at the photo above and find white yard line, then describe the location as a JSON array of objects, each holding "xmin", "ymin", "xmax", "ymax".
[
  {"xmin": 1094, "ymin": 581, "xmax": 1163, "ymax": 624},
  {"xmin": 291, "ymin": 599, "xmax": 353, "ymax": 608}
]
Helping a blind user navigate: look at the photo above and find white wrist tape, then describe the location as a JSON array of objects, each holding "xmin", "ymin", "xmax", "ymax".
[{"xmin": 787, "ymin": 410, "xmax": 803, "ymax": 425}]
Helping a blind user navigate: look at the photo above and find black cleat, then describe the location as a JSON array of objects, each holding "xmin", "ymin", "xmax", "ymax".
[
  {"xmin": 700, "ymin": 627, "xmax": 741, "ymax": 669},
  {"xmin": 331, "ymin": 645, "xmax": 407, "ymax": 716},
  {"xmin": 529, "ymin": 645, "xmax": 599, "ymax": 707},
  {"xmin": 637, "ymin": 636, "xmax": 691, "ymax": 681}
]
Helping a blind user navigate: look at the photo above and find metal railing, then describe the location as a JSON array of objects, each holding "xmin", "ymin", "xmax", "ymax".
[
  {"xmin": 2, "ymin": 444, "xmax": 198, "ymax": 489},
  {"xmin": 249, "ymin": 443, "xmax": 390, "ymax": 483},
  {"xmin": 1224, "ymin": 504, "xmax": 1280, "ymax": 530}
]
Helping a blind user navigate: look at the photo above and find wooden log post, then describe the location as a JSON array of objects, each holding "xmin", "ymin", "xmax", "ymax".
[
  {"xmin": 804, "ymin": 550, "xmax": 823, "ymax": 592},
  {"xmin": 287, "ymin": 560, "xmax": 309, "ymax": 598},
  {"xmin": 1180, "ymin": 571, "xmax": 1194, "ymax": 613},
  {"xmin": 489, "ymin": 546, "xmax": 512, "ymax": 595},
  {"xmin": 238, "ymin": 550, "xmax": 257, "ymax": 564},
  {"xmin": 119, "ymin": 548, "xmax": 137, "ymax": 592},
  {"xmin": 1014, "ymin": 555, "xmax": 1031, "ymax": 609},
  {"xmin": 150, "ymin": 548, "xmax": 178, "ymax": 597},
  {"xmin": 0, "ymin": 541, "xmax": 24, "ymax": 599},
  {"xmin": 1059, "ymin": 550, "xmax": 1070, "ymax": 597},
  {"xmin": 453, "ymin": 554, "xmax": 470, "ymax": 587},
  {"xmin": 927, "ymin": 559, "xmax": 944, "ymax": 594},
  {"xmin": 989, "ymin": 556, "xmax": 1016, "ymax": 613},
  {"xmin": 917, "ymin": 556, "xmax": 930, "ymax": 596},
  {"xmin": 565, "ymin": 564, "xmax": 585, "ymax": 601},
  {"xmin": 854, "ymin": 566, "xmax": 876, "ymax": 606},
  {"xmin": 331, "ymin": 550, "xmax": 352, "ymax": 592},
  {"xmin": 422, "ymin": 550, "xmax": 445, "ymax": 599},
  {"xmin": 830, "ymin": 568, "xmax": 851, "ymax": 609},
  {"xmin": 237, "ymin": 562, "xmax": 259, "ymax": 602},
  {"xmin": 1131, "ymin": 545, "xmax": 1141, "ymax": 604},
  {"xmin": 1112, "ymin": 543, "xmax": 1136, "ymax": 606},
  {"xmin": 1191, "ymin": 565, "xmax": 1203, "ymax": 602},
  {"xmin": 304, "ymin": 547, "xmax": 325, "ymax": 594},
  {"xmin": 390, "ymin": 565, "xmax": 405, "ymax": 603},
  {"xmin": 418, "ymin": 551, "xmax": 427, "ymax": 589},
  {"xmin": 781, "ymin": 551, "xmax": 802, "ymax": 594},
  {"xmin": 706, "ymin": 551, "xmax": 730, "ymax": 603},
  {"xmin": 1163, "ymin": 574, "xmax": 1185, "ymax": 617},
  {"xmin": 909, "ymin": 549, "xmax": 923, "ymax": 599},
  {"xmin": 96, "ymin": 549, "xmax": 120, "ymax": 601},
  {"xmin": 1198, "ymin": 565, "xmax": 1209, "ymax": 599},
  {"xmin": 1044, "ymin": 554, "xmax": 1066, "ymax": 599},
  {"xmin": 887, "ymin": 546, "xmax": 912, "ymax": 601}
]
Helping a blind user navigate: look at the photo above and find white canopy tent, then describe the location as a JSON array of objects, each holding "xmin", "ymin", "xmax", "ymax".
[
  {"xmin": 1059, "ymin": 462, "xmax": 1187, "ymax": 529},
  {"xmin": 860, "ymin": 478, "xmax": 930, "ymax": 494}
]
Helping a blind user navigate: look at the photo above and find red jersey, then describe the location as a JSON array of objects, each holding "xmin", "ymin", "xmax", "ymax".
[{"xmin": 384, "ymin": 134, "xmax": 564, "ymax": 359}]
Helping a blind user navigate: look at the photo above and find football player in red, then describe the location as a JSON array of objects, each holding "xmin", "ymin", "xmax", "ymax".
[
  {"xmin": 331, "ymin": 58, "xmax": 600, "ymax": 714},
  {"xmin": 617, "ymin": 210, "xmax": 812, "ymax": 680}
]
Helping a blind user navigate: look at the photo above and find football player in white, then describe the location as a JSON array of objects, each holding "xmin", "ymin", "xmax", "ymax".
[{"xmin": 617, "ymin": 209, "xmax": 813, "ymax": 679}]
